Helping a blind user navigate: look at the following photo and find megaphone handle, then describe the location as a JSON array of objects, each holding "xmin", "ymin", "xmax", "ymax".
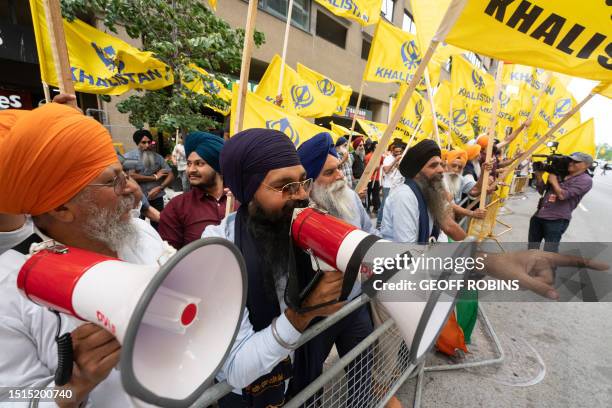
[{"xmin": 51, "ymin": 310, "xmax": 74, "ymax": 386}]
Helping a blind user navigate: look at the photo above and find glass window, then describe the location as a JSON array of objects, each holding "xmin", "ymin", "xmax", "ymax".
[
  {"xmin": 316, "ymin": 11, "xmax": 347, "ymax": 49},
  {"xmin": 402, "ymin": 11, "xmax": 416, "ymax": 34},
  {"xmin": 381, "ymin": 0, "xmax": 395, "ymax": 22},
  {"xmin": 361, "ymin": 38, "xmax": 371, "ymax": 60},
  {"xmin": 260, "ymin": 0, "xmax": 310, "ymax": 31}
]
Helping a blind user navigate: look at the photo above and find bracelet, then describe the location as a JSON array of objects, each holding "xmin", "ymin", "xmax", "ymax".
[
  {"xmin": 154, "ymin": 174, "xmax": 158, "ymax": 181},
  {"xmin": 271, "ymin": 316, "xmax": 298, "ymax": 350}
]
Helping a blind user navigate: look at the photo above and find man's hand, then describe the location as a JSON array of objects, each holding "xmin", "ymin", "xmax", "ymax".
[
  {"xmin": 483, "ymin": 250, "xmax": 609, "ymax": 300},
  {"xmin": 148, "ymin": 186, "xmax": 163, "ymax": 200},
  {"xmin": 357, "ymin": 188, "xmax": 366, "ymax": 199},
  {"xmin": 155, "ymin": 169, "xmax": 169, "ymax": 179},
  {"xmin": 482, "ymin": 161, "xmax": 494, "ymax": 173},
  {"xmin": 55, "ymin": 324, "xmax": 120, "ymax": 408},
  {"xmin": 471, "ymin": 208, "xmax": 487, "ymax": 219},
  {"xmin": 286, "ymin": 271, "xmax": 345, "ymax": 332}
]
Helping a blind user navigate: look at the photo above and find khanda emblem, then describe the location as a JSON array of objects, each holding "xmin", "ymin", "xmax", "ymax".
[
  {"xmin": 499, "ymin": 92, "xmax": 510, "ymax": 108},
  {"xmin": 471, "ymin": 70, "xmax": 485, "ymax": 90},
  {"xmin": 553, "ymin": 98, "xmax": 572, "ymax": 118},
  {"xmin": 401, "ymin": 40, "xmax": 421, "ymax": 70},
  {"xmin": 203, "ymin": 80, "xmax": 220, "ymax": 95},
  {"xmin": 317, "ymin": 79, "xmax": 336, "ymax": 96},
  {"xmin": 266, "ymin": 118, "xmax": 300, "ymax": 146},
  {"xmin": 414, "ymin": 100, "xmax": 425, "ymax": 122},
  {"xmin": 291, "ymin": 85, "xmax": 314, "ymax": 109},
  {"xmin": 452, "ymin": 109, "xmax": 468, "ymax": 127},
  {"xmin": 92, "ymin": 43, "xmax": 125, "ymax": 73}
]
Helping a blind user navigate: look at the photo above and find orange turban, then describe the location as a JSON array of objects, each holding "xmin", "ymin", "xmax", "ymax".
[
  {"xmin": 440, "ymin": 148, "xmax": 449, "ymax": 162},
  {"xmin": 476, "ymin": 135, "xmax": 489, "ymax": 149},
  {"xmin": 465, "ymin": 144, "xmax": 482, "ymax": 160},
  {"xmin": 0, "ymin": 103, "xmax": 118, "ymax": 215},
  {"xmin": 447, "ymin": 149, "xmax": 468, "ymax": 166}
]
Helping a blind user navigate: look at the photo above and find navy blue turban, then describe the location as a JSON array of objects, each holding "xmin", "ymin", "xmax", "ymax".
[
  {"xmin": 185, "ymin": 131, "xmax": 224, "ymax": 172},
  {"xmin": 220, "ymin": 128, "xmax": 301, "ymax": 204},
  {"xmin": 335, "ymin": 136, "xmax": 347, "ymax": 147},
  {"xmin": 297, "ymin": 132, "xmax": 338, "ymax": 180}
]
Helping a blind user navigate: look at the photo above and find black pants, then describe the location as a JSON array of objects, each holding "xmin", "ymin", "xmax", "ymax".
[
  {"xmin": 367, "ymin": 180, "xmax": 381, "ymax": 212},
  {"xmin": 145, "ymin": 196, "xmax": 164, "ymax": 230},
  {"xmin": 528, "ymin": 215, "xmax": 570, "ymax": 253}
]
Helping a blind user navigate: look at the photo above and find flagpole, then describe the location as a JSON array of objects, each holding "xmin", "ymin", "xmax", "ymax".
[
  {"xmin": 355, "ymin": 40, "xmax": 440, "ymax": 194},
  {"xmin": 42, "ymin": 81, "xmax": 51, "ymax": 103},
  {"xmin": 275, "ymin": 0, "xmax": 295, "ymax": 105},
  {"xmin": 447, "ymin": 97, "xmax": 453, "ymax": 149},
  {"xmin": 477, "ymin": 61, "xmax": 504, "ymax": 211},
  {"xmin": 424, "ymin": 67, "xmax": 441, "ymax": 146},
  {"xmin": 233, "ymin": 0, "xmax": 258, "ymax": 134},
  {"xmin": 398, "ymin": 114, "xmax": 426, "ymax": 162},
  {"xmin": 347, "ymin": 81, "xmax": 366, "ymax": 149},
  {"xmin": 44, "ymin": 0, "xmax": 76, "ymax": 105}
]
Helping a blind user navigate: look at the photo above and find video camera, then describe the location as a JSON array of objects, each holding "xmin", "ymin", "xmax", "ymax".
[{"xmin": 532, "ymin": 141, "xmax": 572, "ymax": 179}]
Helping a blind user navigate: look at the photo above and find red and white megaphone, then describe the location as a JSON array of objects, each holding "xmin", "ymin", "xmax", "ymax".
[
  {"xmin": 17, "ymin": 237, "xmax": 246, "ymax": 408},
  {"xmin": 292, "ymin": 208, "xmax": 472, "ymax": 364}
]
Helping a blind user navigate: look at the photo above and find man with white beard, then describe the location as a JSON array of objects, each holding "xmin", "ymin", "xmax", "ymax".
[
  {"xmin": 298, "ymin": 132, "xmax": 374, "ymax": 234},
  {"xmin": 443, "ymin": 149, "xmax": 488, "ymax": 221},
  {"xmin": 124, "ymin": 129, "xmax": 174, "ymax": 229}
]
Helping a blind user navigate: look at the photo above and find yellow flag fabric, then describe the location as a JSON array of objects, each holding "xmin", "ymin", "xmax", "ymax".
[
  {"xmin": 392, "ymin": 85, "xmax": 433, "ymax": 143},
  {"xmin": 357, "ymin": 118, "xmax": 386, "ymax": 141},
  {"xmin": 594, "ymin": 82, "xmax": 612, "ymax": 99},
  {"xmin": 184, "ymin": 65, "xmax": 232, "ymax": 115},
  {"xmin": 314, "ymin": 0, "xmax": 382, "ymax": 26},
  {"xmin": 533, "ymin": 119, "xmax": 596, "ymax": 158},
  {"xmin": 230, "ymin": 89, "xmax": 329, "ymax": 147},
  {"xmin": 207, "ymin": 0, "xmax": 217, "ymax": 10},
  {"xmin": 30, "ymin": 0, "xmax": 173, "ymax": 95},
  {"xmin": 297, "ymin": 64, "xmax": 352, "ymax": 115},
  {"xmin": 409, "ymin": 0, "xmax": 453, "ymax": 55},
  {"xmin": 529, "ymin": 76, "xmax": 581, "ymax": 141},
  {"xmin": 434, "ymin": 80, "xmax": 474, "ymax": 147},
  {"xmin": 330, "ymin": 122, "xmax": 365, "ymax": 140},
  {"xmin": 255, "ymin": 55, "xmax": 337, "ymax": 118},
  {"xmin": 364, "ymin": 20, "xmax": 424, "ymax": 84},
  {"xmin": 441, "ymin": 0, "xmax": 612, "ymax": 82},
  {"xmin": 451, "ymin": 56, "xmax": 495, "ymax": 118}
]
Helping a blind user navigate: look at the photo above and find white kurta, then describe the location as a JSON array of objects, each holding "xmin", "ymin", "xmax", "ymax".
[{"xmin": 0, "ymin": 218, "xmax": 166, "ymax": 407}]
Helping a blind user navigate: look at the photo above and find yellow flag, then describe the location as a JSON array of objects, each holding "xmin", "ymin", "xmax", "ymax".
[
  {"xmin": 183, "ymin": 64, "xmax": 232, "ymax": 115},
  {"xmin": 30, "ymin": 0, "xmax": 173, "ymax": 95},
  {"xmin": 207, "ymin": 0, "xmax": 217, "ymax": 10},
  {"xmin": 434, "ymin": 81, "xmax": 474, "ymax": 147},
  {"xmin": 451, "ymin": 56, "xmax": 495, "ymax": 117},
  {"xmin": 594, "ymin": 82, "xmax": 612, "ymax": 99},
  {"xmin": 530, "ymin": 76, "xmax": 581, "ymax": 140},
  {"xmin": 392, "ymin": 85, "xmax": 433, "ymax": 143},
  {"xmin": 364, "ymin": 20, "xmax": 423, "ymax": 84},
  {"xmin": 440, "ymin": 0, "xmax": 612, "ymax": 82},
  {"xmin": 230, "ymin": 89, "xmax": 328, "ymax": 148},
  {"xmin": 297, "ymin": 64, "xmax": 352, "ymax": 115},
  {"xmin": 357, "ymin": 118, "xmax": 386, "ymax": 141},
  {"xmin": 314, "ymin": 0, "xmax": 382, "ymax": 26},
  {"xmin": 330, "ymin": 122, "xmax": 365, "ymax": 140},
  {"xmin": 255, "ymin": 55, "xmax": 337, "ymax": 118},
  {"xmin": 533, "ymin": 119, "xmax": 596, "ymax": 158}
]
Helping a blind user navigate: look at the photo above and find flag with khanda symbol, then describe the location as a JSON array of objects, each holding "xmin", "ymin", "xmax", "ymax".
[
  {"xmin": 450, "ymin": 56, "xmax": 495, "ymax": 118},
  {"xmin": 297, "ymin": 63, "xmax": 352, "ymax": 115},
  {"xmin": 314, "ymin": 0, "xmax": 383, "ymax": 26},
  {"xmin": 230, "ymin": 89, "xmax": 329, "ymax": 147},
  {"xmin": 255, "ymin": 55, "xmax": 337, "ymax": 118},
  {"xmin": 183, "ymin": 64, "xmax": 232, "ymax": 115}
]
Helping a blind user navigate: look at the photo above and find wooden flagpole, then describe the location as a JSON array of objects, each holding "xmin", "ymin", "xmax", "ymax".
[
  {"xmin": 424, "ymin": 67, "xmax": 441, "ymax": 146},
  {"xmin": 44, "ymin": 0, "xmax": 76, "ymax": 105},
  {"xmin": 398, "ymin": 114, "xmax": 426, "ymax": 162},
  {"xmin": 42, "ymin": 81, "xmax": 51, "ymax": 103},
  {"xmin": 347, "ymin": 81, "xmax": 366, "ymax": 149},
  {"xmin": 233, "ymin": 0, "xmax": 258, "ymax": 134},
  {"xmin": 275, "ymin": 0, "xmax": 295, "ymax": 104},
  {"xmin": 476, "ymin": 61, "xmax": 504, "ymax": 211}
]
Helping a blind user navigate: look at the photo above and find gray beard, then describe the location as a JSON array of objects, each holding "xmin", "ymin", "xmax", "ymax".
[
  {"xmin": 443, "ymin": 173, "xmax": 462, "ymax": 198},
  {"xmin": 142, "ymin": 150, "xmax": 156, "ymax": 172},
  {"xmin": 77, "ymin": 191, "xmax": 138, "ymax": 252},
  {"xmin": 310, "ymin": 180, "xmax": 355, "ymax": 221},
  {"xmin": 415, "ymin": 175, "xmax": 451, "ymax": 224},
  {"xmin": 356, "ymin": 149, "xmax": 365, "ymax": 160}
]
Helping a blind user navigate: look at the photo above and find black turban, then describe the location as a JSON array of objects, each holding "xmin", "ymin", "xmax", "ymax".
[
  {"xmin": 220, "ymin": 128, "xmax": 301, "ymax": 204},
  {"xmin": 296, "ymin": 132, "xmax": 338, "ymax": 180},
  {"xmin": 133, "ymin": 129, "xmax": 153, "ymax": 145},
  {"xmin": 399, "ymin": 139, "xmax": 441, "ymax": 179}
]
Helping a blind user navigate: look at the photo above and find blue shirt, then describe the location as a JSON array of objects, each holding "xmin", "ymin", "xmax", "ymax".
[
  {"xmin": 123, "ymin": 148, "xmax": 171, "ymax": 197},
  {"xmin": 380, "ymin": 184, "xmax": 433, "ymax": 243}
]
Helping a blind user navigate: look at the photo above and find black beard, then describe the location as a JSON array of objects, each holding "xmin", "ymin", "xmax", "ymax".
[{"xmin": 247, "ymin": 198, "xmax": 310, "ymax": 300}]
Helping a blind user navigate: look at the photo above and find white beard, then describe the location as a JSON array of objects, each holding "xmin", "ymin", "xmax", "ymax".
[
  {"xmin": 310, "ymin": 179, "xmax": 355, "ymax": 221},
  {"xmin": 443, "ymin": 172, "xmax": 462, "ymax": 197}
]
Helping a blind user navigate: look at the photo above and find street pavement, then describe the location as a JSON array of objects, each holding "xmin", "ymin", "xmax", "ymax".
[{"xmin": 396, "ymin": 174, "xmax": 612, "ymax": 408}]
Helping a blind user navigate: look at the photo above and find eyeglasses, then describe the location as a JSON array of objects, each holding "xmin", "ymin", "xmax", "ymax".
[
  {"xmin": 262, "ymin": 178, "xmax": 313, "ymax": 199},
  {"xmin": 86, "ymin": 171, "xmax": 130, "ymax": 195}
]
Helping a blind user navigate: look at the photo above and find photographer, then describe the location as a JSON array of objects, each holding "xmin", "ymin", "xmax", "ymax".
[{"xmin": 528, "ymin": 152, "xmax": 593, "ymax": 252}]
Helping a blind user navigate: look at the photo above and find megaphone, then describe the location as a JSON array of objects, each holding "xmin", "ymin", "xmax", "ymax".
[
  {"xmin": 17, "ymin": 238, "xmax": 246, "ymax": 408},
  {"xmin": 291, "ymin": 208, "xmax": 473, "ymax": 364}
]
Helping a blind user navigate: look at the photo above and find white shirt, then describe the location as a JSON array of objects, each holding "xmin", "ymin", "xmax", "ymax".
[
  {"xmin": 0, "ymin": 218, "xmax": 166, "ymax": 407},
  {"xmin": 380, "ymin": 184, "xmax": 433, "ymax": 243},
  {"xmin": 202, "ymin": 214, "xmax": 302, "ymax": 392},
  {"xmin": 454, "ymin": 174, "xmax": 477, "ymax": 204},
  {"xmin": 0, "ymin": 217, "xmax": 33, "ymax": 254},
  {"xmin": 381, "ymin": 155, "xmax": 404, "ymax": 189},
  {"xmin": 172, "ymin": 143, "xmax": 187, "ymax": 172}
]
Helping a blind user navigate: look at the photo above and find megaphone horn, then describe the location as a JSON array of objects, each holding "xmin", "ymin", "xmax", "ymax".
[{"xmin": 17, "ymin": 238, "xmax": 247, "ymax": 408}]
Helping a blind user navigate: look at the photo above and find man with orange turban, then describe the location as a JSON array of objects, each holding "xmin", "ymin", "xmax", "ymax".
[
  {"xmin": 0, "ymin": 102, "xmax": 170, "ymax": 406},
  {"xmin": 443, "ymin": 149, "xmax": 488, "ymax": 220},
  {"xmin": 463, "ymin": 144, "xmax": 482, "ymax": 180}
]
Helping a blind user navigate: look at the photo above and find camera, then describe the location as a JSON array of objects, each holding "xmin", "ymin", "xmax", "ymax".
[{"xmin": 532, "ymin": 142, "xmax": 572, "ymax": 178}]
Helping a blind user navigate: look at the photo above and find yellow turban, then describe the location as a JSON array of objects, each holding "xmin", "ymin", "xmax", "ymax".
[
  {"xmin": 476, "ymin": 135, "xmax": 489, "ymax": 149},
  {"xmin": 0, "ymin": 103, "xmax": 118, "ymax": 215},
  {"xmin": 447, "ymin": 149, "xmax": 468, "ymax": 166},
  {"xmin": 465, "ymin": 144, "xmax": 482, "ymax": 161}
]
